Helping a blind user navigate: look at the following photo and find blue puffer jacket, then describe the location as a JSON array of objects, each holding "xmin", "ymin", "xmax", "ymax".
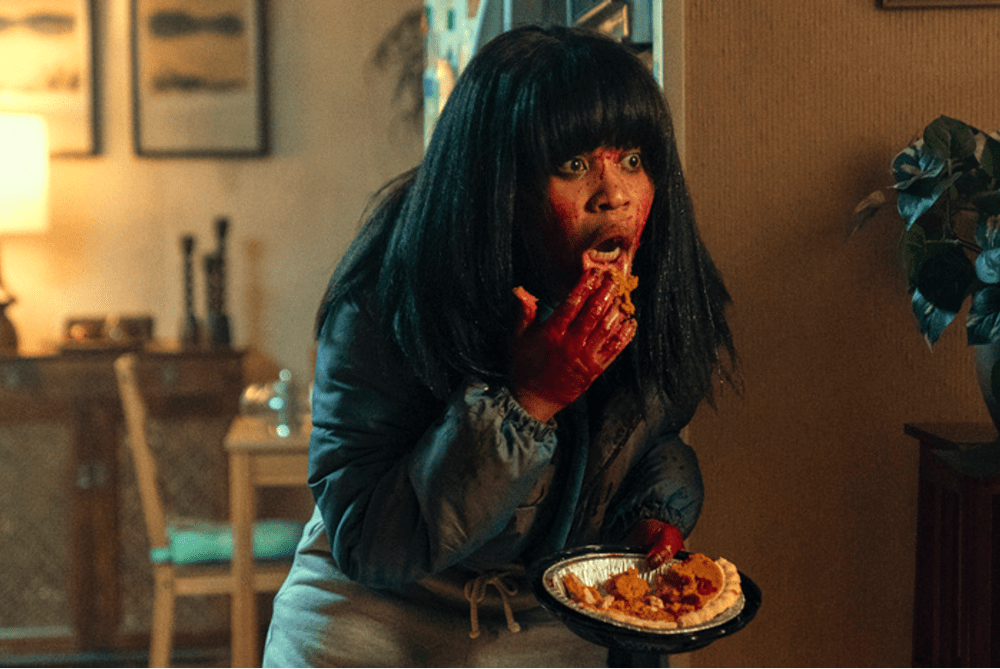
[{"xmin": 307, "ymin": 294, "xmax": 705, "ymax": 591}]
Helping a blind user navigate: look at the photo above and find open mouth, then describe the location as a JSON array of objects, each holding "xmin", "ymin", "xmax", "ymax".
[
  {"xmin": 588, "ymin": 237, "xmax": 627, "ymax": 263},
  {"xmin": 582, "ymin": 232, "xmax": 633, "ymax": 273}
]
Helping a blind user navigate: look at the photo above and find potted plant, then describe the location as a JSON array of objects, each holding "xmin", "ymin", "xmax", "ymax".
[{"xmin": 853, "ymin": 115, "xmax": 1000, "ymax": 425}]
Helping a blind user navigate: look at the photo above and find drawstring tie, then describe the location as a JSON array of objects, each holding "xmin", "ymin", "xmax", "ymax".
[{"xmin": 463, "ymin": 570, "xmax": 522, "ymax": 639}]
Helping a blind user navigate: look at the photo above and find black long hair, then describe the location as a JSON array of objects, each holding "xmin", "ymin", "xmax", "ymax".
[{"xmin": 319, "ymin": 25, "xmax": 736, "ymax": 409}]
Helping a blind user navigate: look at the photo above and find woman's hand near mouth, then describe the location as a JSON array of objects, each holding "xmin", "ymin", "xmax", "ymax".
[{"xmin": 509, "ymin": 269, "xmax": 637, "ymax": 422}]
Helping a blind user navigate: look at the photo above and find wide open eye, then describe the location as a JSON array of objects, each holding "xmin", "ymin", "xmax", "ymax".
[
  {"xmin": 556, "ymin": 156, "xmax": 589, "ymax": 176},
  {"xmin": 620, "ymin": 150, "xmax": 643, "ymax": 172}
]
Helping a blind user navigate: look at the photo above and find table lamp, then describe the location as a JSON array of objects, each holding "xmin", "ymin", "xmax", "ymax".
[{"xmin": 0, "ymin": 113, "xmax": 50, "ymax": 356}]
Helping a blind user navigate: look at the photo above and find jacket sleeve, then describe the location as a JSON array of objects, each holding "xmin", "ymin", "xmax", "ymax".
[
  {"xmin": 308, "ymin": 298, "xmax": 558, "ymax": 588},
  {"xmin": 599, "ymin": 422, "xmax": 704, "ymax": 542}
]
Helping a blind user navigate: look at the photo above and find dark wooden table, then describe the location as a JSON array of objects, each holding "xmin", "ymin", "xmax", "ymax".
[
  {"xmin": 0, "ymin": 349, "xmax": 243, "ymax": 655},
  {"xmin": 904, "ymin": 423, "xmax": 1000, "ymax": 667}
]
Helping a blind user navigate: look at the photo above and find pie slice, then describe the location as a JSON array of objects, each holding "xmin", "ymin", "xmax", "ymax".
[
  {"xmin": 561, "ymin": 553, "xmax": 742, "ymax": 630},
  {"xmin": 607, "ymin": 266, "xmax": 639, "ymax": 315},
  {"xmin": 658, "ymin": 554, "xmax": 741, "ymax": 627}
]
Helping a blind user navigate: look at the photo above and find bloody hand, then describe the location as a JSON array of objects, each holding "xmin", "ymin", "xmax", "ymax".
[
  {"xmin": 510, "ymin": 269, "xmax": 637, "ymax": 422},
  {"xmin": 626, "ymin": 519, "xmax": 685, "ymax": 569}
]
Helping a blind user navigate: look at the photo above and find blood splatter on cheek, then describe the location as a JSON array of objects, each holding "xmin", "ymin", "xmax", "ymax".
[
  {"xmin": 548, "ymin": 196, "xmax": 578, "ymax": 230},
  {"xmin": 627, "ymin": 185, "xmax": 654, "ymax": 251},
  {"xmin": 547, "ymin": 180, "xmax": 590, "ymax": 240}
]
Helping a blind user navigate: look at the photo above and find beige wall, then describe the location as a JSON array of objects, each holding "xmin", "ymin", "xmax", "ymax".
[
  {"xmin": 6, "ymin": 0, "xmax": 424, "ymax": 383},
  {"xmin": 682, "ymin": 1, "xmax": 1000, "ymax": 666},
  {"xmin": 10, "ymin": 0, "xmax": 998, "ymax": 664}
]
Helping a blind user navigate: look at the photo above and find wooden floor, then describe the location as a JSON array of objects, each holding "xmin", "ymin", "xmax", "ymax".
[{"xmin": 0, "ymin": 646, "xmax": 230, "ymax": 668}]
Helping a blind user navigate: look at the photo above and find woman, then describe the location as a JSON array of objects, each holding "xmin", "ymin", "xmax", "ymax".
[{"xmin": 264, "ymin": 25, "xmax": 735, "ymax": 667}]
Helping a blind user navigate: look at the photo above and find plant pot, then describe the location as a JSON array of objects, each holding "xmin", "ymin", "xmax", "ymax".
[{"xmin": 973, "ymin": 342, "xmax": 1000, "ymax": 433}]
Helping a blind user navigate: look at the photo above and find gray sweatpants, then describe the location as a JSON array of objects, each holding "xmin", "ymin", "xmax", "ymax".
[{"xmin": 262, "ymin": 508, "xmax": 607, "ymax": 668}]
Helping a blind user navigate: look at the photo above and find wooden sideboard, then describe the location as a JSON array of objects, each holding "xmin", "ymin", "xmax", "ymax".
[
  {"xmin": 904, "ymin": 423, "xmax": 1000, "ymax": 668},
  {"xmin": 0, "ymin": 350, "xmax": 244, "ymax": 655}
]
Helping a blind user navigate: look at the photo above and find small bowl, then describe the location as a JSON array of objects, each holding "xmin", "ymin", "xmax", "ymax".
[{"xmin": 529, "ymin": 545, "xmax": 762, "ymax": 655}]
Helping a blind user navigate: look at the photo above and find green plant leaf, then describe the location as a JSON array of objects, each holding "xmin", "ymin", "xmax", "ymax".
[
  {"xmin": 891, "ymin": 139, "xmax": 951, "ymax": 227},
  {"xmin": 917, "ymin": 245, "xmax": 975, "ymax": 308},
  {"xmin": 922, "ymin": 120, "xmax": 951, "ymax": 159},
  {"xmin": 892, "ymin": 141, "xmax": 945, "ymax": 190},
  {"xmin": 864, "ymin": 117, "xmax": 1000, "ymax": 347},
  {"xmin": 902, "ymin": 223, "xmax": 941, "ymax": 291},
  {"xmin": 903, "ymin": 223, "xmax": 975, "ymax": 335},
  {"xmin": 897, "ymin": 188, "xmax": 946, "ymax": 229},
  {"xmin": 902, "ymin": 223, "xmax": 928, "ymax": 290},
  {"xmin": 924, "ymin": 115, "xmax": 978, "ymax": 161},
  {"xmin": 979, "ymin": 135, "xmax": 1000, "ymax": 178},
  {"xmin": 976, "ymin": 219, "xmax": 1000, "ymax": 285},
  {"xmin": 971, "ymin": 190, "xmax": 1000, "ymax": 215},
  {"xmin": 902, "ymin": 225, "xmax": 973, "ymax": 293},
  {"xmin": 978, "ymin": 216, "xmax": 1000, "ymax": 249},
  {"xmin": 967, "ymin": 284, "xmax": 1000, "ymax": 344},
  {"xmin": 976, "ymin": 246, "xmax": 1000, "ymax": 284},
  {"xmin": 913, "ymin": 287, "xmax": 959, "ymax": 346},
  {"xmin": 849, "ymin": 189, "xmax": 887, "ymax": 234}
]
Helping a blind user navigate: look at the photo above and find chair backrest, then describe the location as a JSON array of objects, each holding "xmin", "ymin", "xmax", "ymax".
[{"xmin": 115, "ymin": 353, "xmax": 169, "ymax": 552}]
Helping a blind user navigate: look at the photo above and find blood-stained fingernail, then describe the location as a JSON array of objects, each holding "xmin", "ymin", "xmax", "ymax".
[
  {"xmin": 623, "ymin": 318, "xmax": 638, "ymax": 340},
  {"xmin": 603, "ymin": 307, "xmax": 623, "ymax": 331}
]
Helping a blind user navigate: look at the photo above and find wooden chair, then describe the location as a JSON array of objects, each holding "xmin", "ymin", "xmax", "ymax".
[{"xmin": 115, "ymin": 353, "xmax": 300, "ymax": 668}]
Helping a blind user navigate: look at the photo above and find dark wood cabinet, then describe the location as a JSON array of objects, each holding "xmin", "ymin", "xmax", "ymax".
[
  {"xmin": 905, "ymin": 423, "xmax": 1000, "ymax": 668},
  {"xmin": 0, "ymin": 350, "xmax": 243, "ymax": 655}
]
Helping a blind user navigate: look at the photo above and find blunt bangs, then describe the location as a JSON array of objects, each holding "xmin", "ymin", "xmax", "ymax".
[{"xmin": 518, "ymin": 36, "xmax": 670, "ymax": 185}]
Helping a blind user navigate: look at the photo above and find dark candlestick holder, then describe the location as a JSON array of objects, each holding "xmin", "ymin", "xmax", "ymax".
[
  {"xmin": 180, "ymin": 235, "xmax": 201, "ymax": 349},
  {"xmin": 205, "ymin": 217, "xmax": 231, "ymax": 349}
]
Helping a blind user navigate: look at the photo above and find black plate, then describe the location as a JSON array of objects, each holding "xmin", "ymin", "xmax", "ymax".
[{"xmin": 529, "ymin": 545, "xmax": 762, "ymax": 655}]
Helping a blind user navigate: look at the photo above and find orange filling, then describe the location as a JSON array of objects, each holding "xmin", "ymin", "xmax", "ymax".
[
  {"xmin": 608, "ymin": 266, "xmax": 639, "ymax": 315},
  {"xmin": 562, "ymin": 553, "xmax": 724, "ymax": 623}
]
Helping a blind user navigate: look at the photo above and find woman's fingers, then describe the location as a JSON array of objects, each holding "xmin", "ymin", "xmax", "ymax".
[
  {"xmin": 512, "ymin": 286, "xmax": 539, "ymax": 337},
  {"xmin": 509, "ymin": 268, "xmax": 637, "ymax": 419},
  {"xmin": 579, "ymin": 313, "xmax": 636, "ymax": 376},
  {"xmin": 556, "ymin": 271, "xmax": 636, "ymax": 373},
  {"xmin": 546, "ymin": 269, "xmax": 604, "ymax": 336},
  {"xmin": 574, "ymin": 274, "xmax": 617, "ymax": 337},
  {"xmin": 599, "ymin": 316, "xmax": 637, "ymax": 361},
  {"xmin": 557, "ymin": 273, "xmax": 620, "ymax": 350}
]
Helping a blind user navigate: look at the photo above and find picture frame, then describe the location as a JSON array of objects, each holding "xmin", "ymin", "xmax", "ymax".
[
  {"xmin": 0, "ymin": 0, "xmax": 99, "ymax": 156},
  {"xmin": 131, "ymin": 0, "xmax": 268, "ymax": 157},
  {"xmin": 881, "ymin": 0, "xmax": 1000, "ymax": 7},
  {"xmin": 574, "ymin": 1, "xmax": 630, "ymax": 41}
]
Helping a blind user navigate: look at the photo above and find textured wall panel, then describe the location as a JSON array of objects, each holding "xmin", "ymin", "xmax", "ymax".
[
  {"xmin": 682, "ymin": 1, "xmax": 1000, "ymax": 666},
  {"xmin": 0, "ymin": 425, "xmax": 72, "ymax": 634}
]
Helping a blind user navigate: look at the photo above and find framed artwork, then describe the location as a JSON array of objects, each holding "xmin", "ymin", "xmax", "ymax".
[
  {"xmin": 574, "ymin": 1, "xmax": 630, "ymax": 42},
  {"xmin": 131, "ymin": 0, "xmax": 268, "ymax": 157},
  {"xmin": 881, "ymin": 0, "xmax": 1000, "ymax": 6},
  {"xmin": 0, "ymin": 0, "xmax": 98, "ymax": 156}
]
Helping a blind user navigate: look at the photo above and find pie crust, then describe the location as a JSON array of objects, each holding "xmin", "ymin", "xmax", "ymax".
[{"xmin": 561, "ymin": 554, "xmax": 742, "ymax": 630}]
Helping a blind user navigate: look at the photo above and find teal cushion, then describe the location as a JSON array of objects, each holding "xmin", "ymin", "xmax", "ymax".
[{"xmin": 153, "ymin": 519, "xmax": 304, "ymax": 565}]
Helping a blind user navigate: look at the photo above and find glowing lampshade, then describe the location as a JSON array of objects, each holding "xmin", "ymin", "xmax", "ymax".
[
  {"xmin": 0, "ymin": 114, "xmax": 50, "ymax": 234},
  {"xmin": 0, "ymin": 113, "xmax": 50, "ymax": 355}
]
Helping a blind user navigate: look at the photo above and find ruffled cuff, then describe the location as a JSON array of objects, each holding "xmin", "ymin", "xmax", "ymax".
[
  {"xmin": 460, "ymin": 378, "xmax": 558, "ymax": 444},
  {"xmin": 599, "ymin": 436, "xmax": 704, "ymax": 542},
  {"xmin": 602, "ymin": 488, "xmax": 702, "ymax": 543}
]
